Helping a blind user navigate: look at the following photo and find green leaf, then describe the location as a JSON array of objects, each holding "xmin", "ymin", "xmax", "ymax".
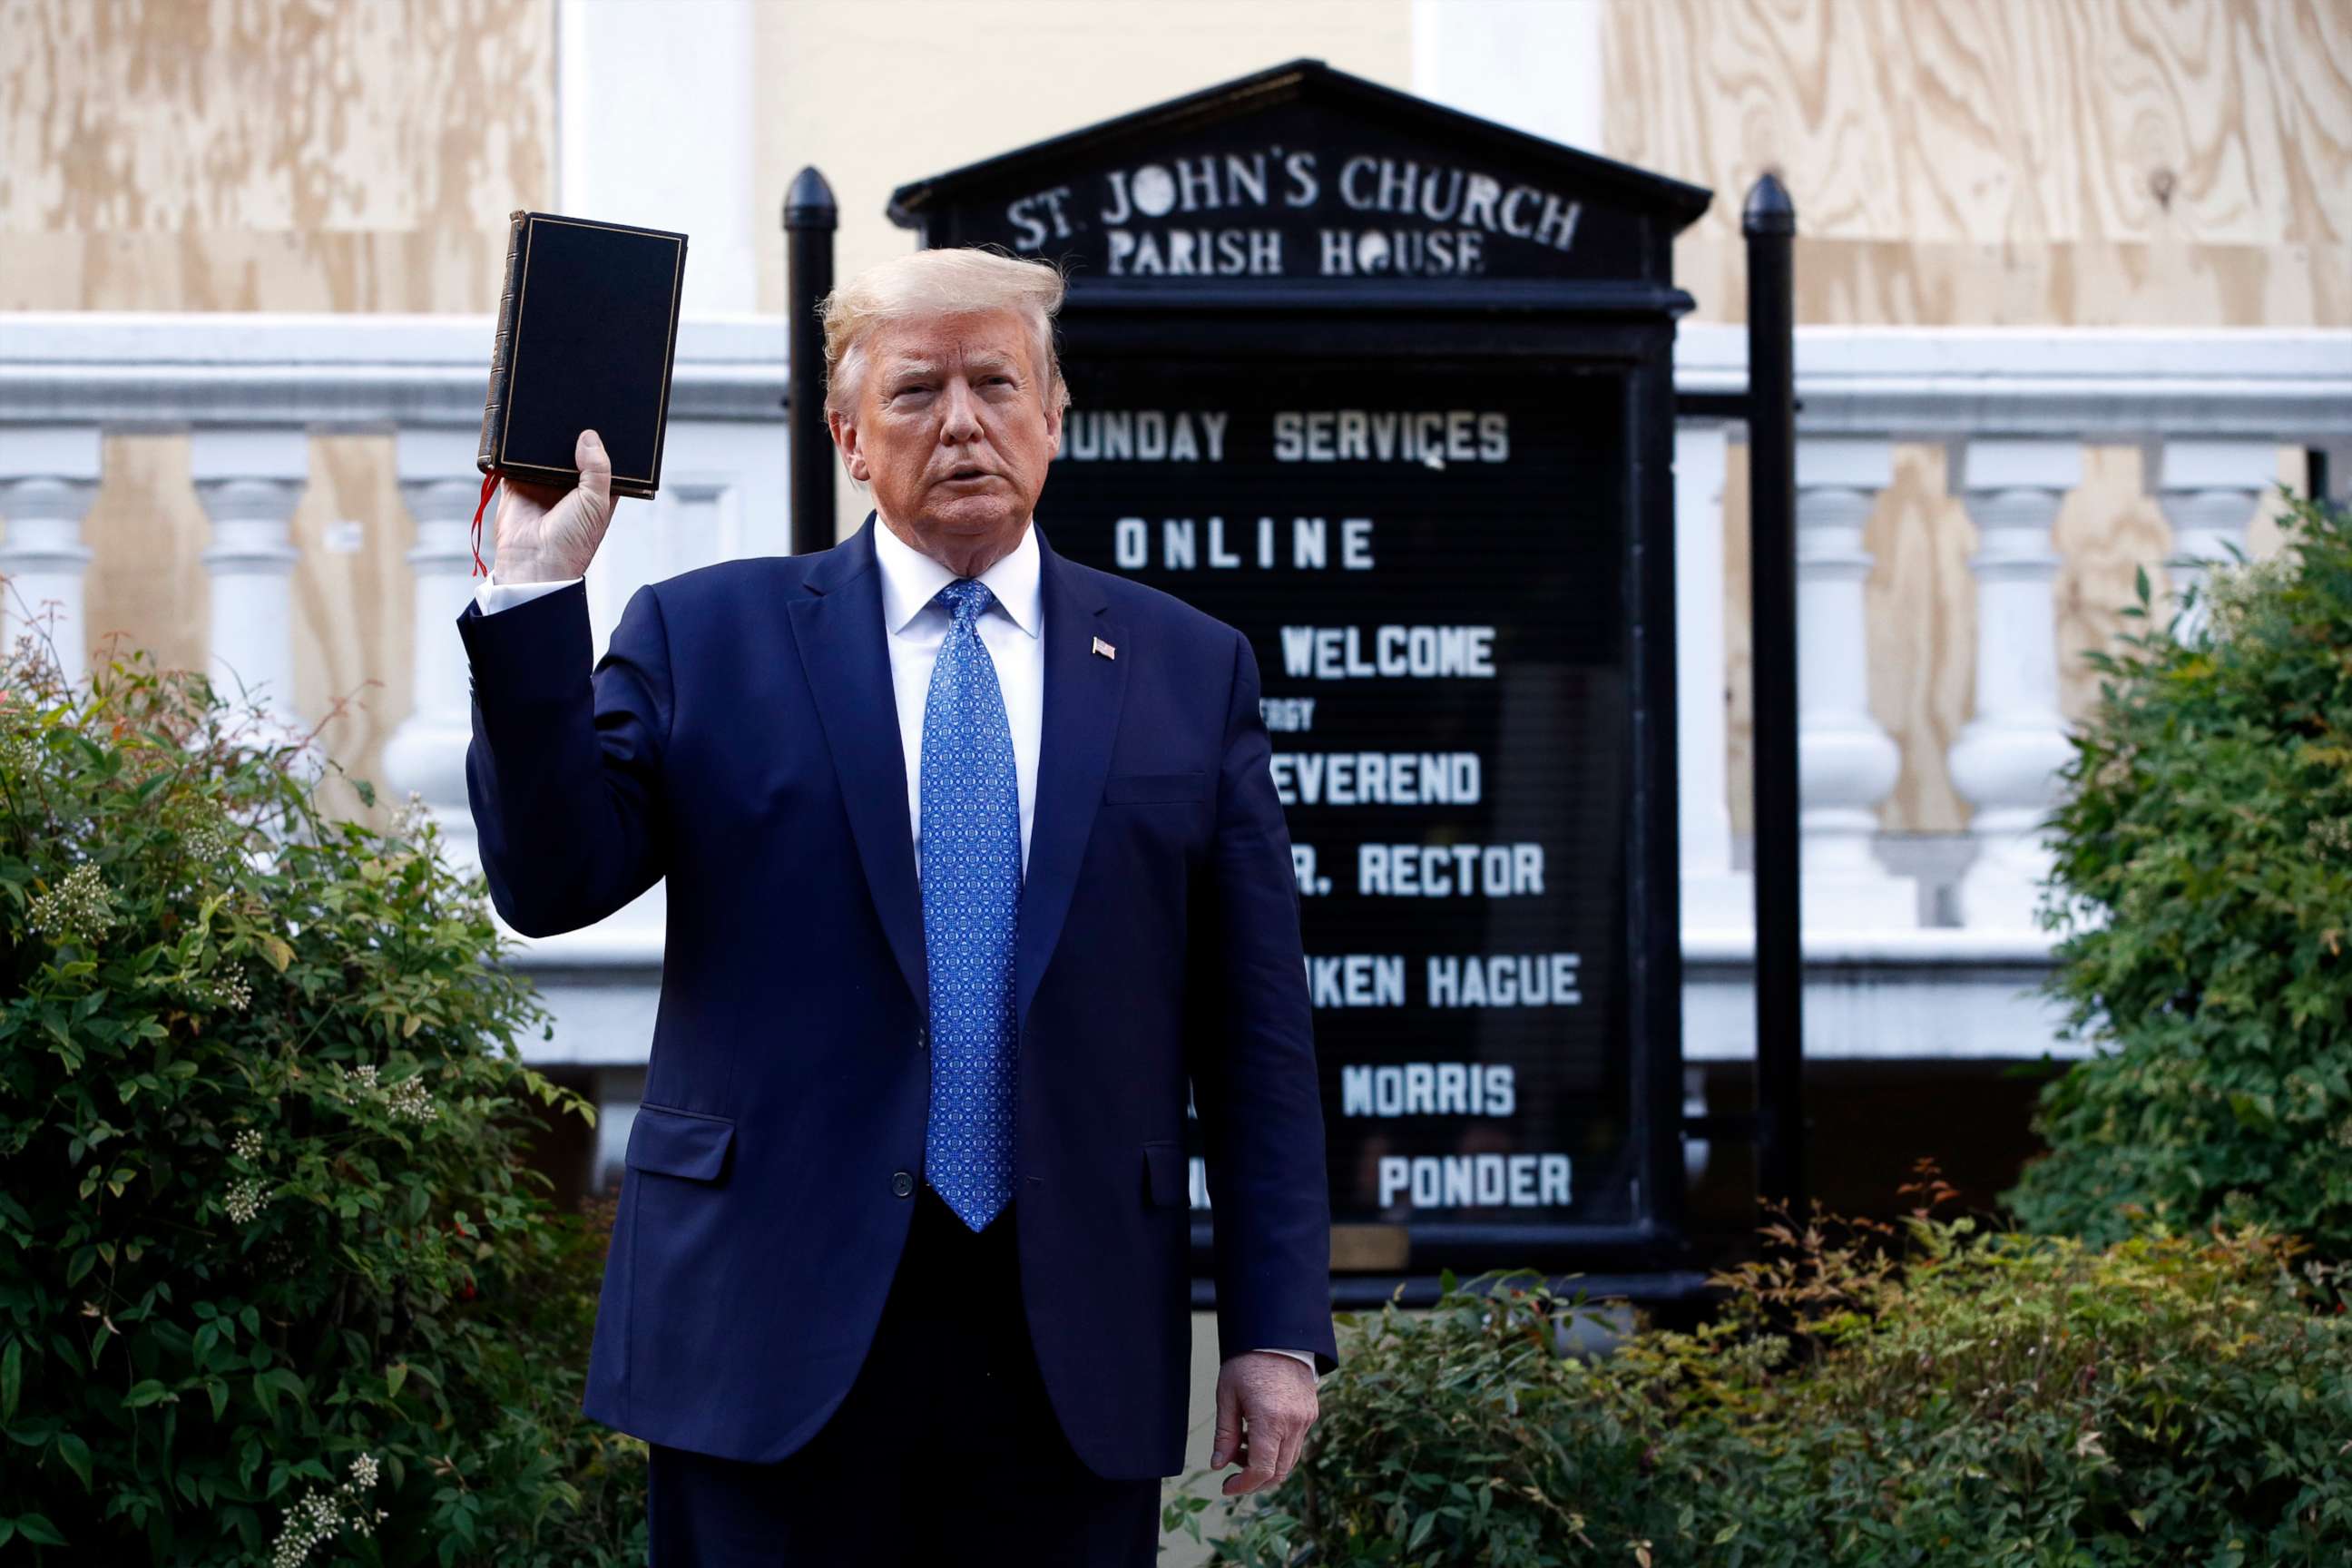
[
  {"xmin": 122, "ymin": 1379, "xmax": 172, "ymax": 1408},
  {"xmin": 55, "ymin": 1431, "xmax": 92, "ymax": 1491},
  {"xmin": 0, "ymin": 1338, "xmax": 18, "ymax": 1425},
  {"xmin": 385, "ymin": 1363, "xmax": 408, "ymax": 1399},
  {"xmin": 14, "ymin": 1514, "xmax": 67, "ymax": 1547}
]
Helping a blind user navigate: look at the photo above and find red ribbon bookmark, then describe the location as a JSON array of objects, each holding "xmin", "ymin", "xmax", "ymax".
[{"xmin": 468, "ymin": 469, "xmax": 499, "ymax": 579}]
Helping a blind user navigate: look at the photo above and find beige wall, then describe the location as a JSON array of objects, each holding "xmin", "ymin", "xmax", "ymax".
[
  {"xmin": 3, "ymin": 0, "xmax": 2342, "ymax": 835},
  {"xmin": 750, "ymin": 0, "xmax": 1415, "ymax": 313}
]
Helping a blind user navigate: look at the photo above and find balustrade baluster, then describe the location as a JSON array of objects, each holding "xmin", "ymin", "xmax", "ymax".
[
  {"xmin": 190, "ymin": 426, "xmax": 309, "ymax": 750},
  {"xmin": 2152, "ymin": 437, "xmax": 2277, "ymax": 634},
  {"xmin": 386, "ymin": 428, "xmax": 492, "ymax": 872},
  {"xmin": 1675, "ymin": 420, "xmax": 1747, "ymax": 930},
  {"xmin": 0, "ymin": 424, "xmax": 102, "ymax": 683},
  {"xmin": 1795, "ymin": 436, "xmax": 1915, "ymax": 928},
  {"xmin": 1947, "ymin": 437, "xmax": 2078, "ymax": 931}
]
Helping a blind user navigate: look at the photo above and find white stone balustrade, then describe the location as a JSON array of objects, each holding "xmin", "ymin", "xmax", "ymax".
[{"xmin": 2, "ymin": 313, "xmax": 2347, "ymax": 1066}]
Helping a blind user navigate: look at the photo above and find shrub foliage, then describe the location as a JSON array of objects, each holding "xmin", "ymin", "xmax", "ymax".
[
  {"xmin": 0, "ymin": 641, "xmax": 644, "ymax": 1564},
  {"xmin": 2007, "ymin": 494, "xmax": 2352, "ymax": 1253},
  {"xmin": 1180, "ymin": 1181, "xmax": 2352, "ymax": 1565}
]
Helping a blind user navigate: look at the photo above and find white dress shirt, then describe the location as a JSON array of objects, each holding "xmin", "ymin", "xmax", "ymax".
[
  {"xmin": 474, "ymin": 528, "xmax": 1316, "ymax": 1376},
  {"xmin": 869, "ymin": 515, "xmax": 1044, "ymax": 877}
]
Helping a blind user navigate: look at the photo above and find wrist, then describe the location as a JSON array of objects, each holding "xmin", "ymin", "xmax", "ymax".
[{"xmin": 491, "ymin": 554, "xmax": 577, "ymax": 583}]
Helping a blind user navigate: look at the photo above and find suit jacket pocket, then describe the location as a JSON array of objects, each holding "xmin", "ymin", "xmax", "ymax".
[
  {"xmin": 1105, "ymin": 771, "xmax": 1207, "ymax": 805},
  {"xmin": 625, "ymin": 1102, "xmax": 736, "ymax": 1182},
  {"xmin": 1142, "ymin": 1140, "xmax": 1189, "ymax": 1208}
]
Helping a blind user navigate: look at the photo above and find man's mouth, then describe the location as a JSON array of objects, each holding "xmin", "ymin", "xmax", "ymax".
[{"xmin": 945, "ymin": 466, "xmax": 993, "ymax": 482}]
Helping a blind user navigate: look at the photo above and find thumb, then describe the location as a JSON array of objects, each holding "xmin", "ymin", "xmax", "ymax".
[
  {"xmin": 1210, "ymin": 1376, "xmax": 1241, "ymax": 1468},
  {"xmin": 575, "ymin": 428, "xmax": 614, "ymax": 510}
]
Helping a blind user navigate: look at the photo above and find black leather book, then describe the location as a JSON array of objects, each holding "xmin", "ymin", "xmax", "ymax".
[{"xmin": 477, "ymin": 210, "xmax": 689, "ymax": 500}]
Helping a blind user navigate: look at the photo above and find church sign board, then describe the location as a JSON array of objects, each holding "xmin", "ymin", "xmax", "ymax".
[{"xmin": 889, "ymin": 60, "xmax": 1713, "ymax": 1283}]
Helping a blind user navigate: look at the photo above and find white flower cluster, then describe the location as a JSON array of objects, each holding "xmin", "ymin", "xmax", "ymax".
[
  {"xmin": 204, "ymin": 963, "xmax": 254, "ymax": 1012},
  {"xmin": 385, "ymin": 789, "xmax": 433, "ymax": 844},
  {"xmin": 29, "ymin": 862, "xmax": 117, "ymax": 947},
  {"xmin": 233, "ymin": 1129, "xmax": 265, "ymax": 1161},
  {"xmin": 2308, "ymin": 817, "xmax": 2352, "ymax": 855},
  {"xmin": 2200, "ymin": 555, "xmax": 2293, "ymax": 643},
  {"xmin": 0, "ymin": 730, "xmax": 43, "ymax": 777},
  {"xmin": 224, "ymin": 1177, "xmax": 271, "ymax": 1225},
  {"xmin": 385, "ymin": 1075, "xmax": 438, "ymax": 1123},
  {"xmin": 331, "ymin": 1063, "xmax": 440, "ymax": 1125},
  {"xmin": 184, "ymin": 818, "xmax": 232, "ymax": 864},
  {"xmin": 269, "ymin": 1453, "xmax": 388, "ymax": 1568}
]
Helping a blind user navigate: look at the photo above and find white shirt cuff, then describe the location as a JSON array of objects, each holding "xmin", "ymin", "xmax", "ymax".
[
  {"xmin": 474, "ymin": 573, "xmax": 582, "ymax": 615},
  {"xmin": 1259, "ymin": 1348, "xmax": 1318, "ymax": 1373}
]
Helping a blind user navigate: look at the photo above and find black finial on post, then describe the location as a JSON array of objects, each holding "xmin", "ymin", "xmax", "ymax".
[
  {"xmin": 1741, "ymin": 171, "xmax": 1806, "ymax": 1216},
  {"xmin": 1741, "ymin": 171, "xmax": 1796, "ymax": 237},
  {"xmin": 784, "ymin": 166, "xmax": 839, "ymax": 557}
]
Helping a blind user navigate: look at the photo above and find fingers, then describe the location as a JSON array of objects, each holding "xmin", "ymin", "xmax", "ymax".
[
  {"xmin": 1209, "ymin": 1376, "xmax": 1241, "ymax": 1470},
  {"xmin": 1272, "ymin": 1417, "xmax": 1308, "ymax": 1488},
  {"xmin": 1220, "ymin": 1418, "xmax": 1285, "ymax": 1495}
]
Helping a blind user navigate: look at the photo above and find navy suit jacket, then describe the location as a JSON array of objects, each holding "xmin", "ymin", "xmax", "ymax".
[{"xmin": 456, "ymin": 514, "xmax": 1338, "ymax": 1478}]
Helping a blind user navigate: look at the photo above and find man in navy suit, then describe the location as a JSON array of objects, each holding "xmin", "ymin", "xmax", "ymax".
[{"xmin": 456, "ymin": 246, "xmax": 1336, "ymax": 1563}]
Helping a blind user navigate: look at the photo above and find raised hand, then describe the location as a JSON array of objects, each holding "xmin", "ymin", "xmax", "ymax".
[{"xmin": 491, "ymin": 428, "xmax": 620, "ymax": 583}]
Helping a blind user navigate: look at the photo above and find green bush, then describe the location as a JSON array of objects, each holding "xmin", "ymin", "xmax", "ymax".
[
  {"xmin": 1176, "ymin": 1186, "xmax": 2352, "ymax": 1565},
  {"xmin": 2006, "ymin": 493, "xmax": 2352, "ymax": 1255},
  {"xmin": 0, "ymin": 640, "xmax": 645, "ymax": 1564}
]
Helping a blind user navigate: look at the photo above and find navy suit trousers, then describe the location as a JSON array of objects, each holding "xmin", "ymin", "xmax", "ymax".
[{"xmin": 645, "ymin": 1189, "xmax": 1160, "ymax": 1565}]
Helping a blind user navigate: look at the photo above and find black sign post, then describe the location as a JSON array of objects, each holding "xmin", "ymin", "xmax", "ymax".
[
  {"xmin": 890, "ymin": 60, "xmax": 1714, "ymax": 1297},
  {"xmin": 784, "ymin": 165, "xmax": 838, "ymax": 556}
]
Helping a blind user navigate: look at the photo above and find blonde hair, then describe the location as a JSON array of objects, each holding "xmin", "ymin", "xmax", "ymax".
[{"xmin": 820, "ymin": 247, "xmax": 1071, "ymax": 420}]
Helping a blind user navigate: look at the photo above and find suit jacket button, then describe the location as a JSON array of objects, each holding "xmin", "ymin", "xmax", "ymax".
[{"xmin": 890, "ymin": 1171, "xmax": 915, "ymax": 1198}]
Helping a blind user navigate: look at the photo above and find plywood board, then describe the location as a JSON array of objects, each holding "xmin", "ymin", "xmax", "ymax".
[{"xmin": 1604, "ymin": 0, "xmax": 2352, "ymax": 325}]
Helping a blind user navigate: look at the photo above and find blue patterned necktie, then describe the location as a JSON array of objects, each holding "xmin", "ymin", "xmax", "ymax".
[{"xmin": 919, "ymin": 578, "xmax": 1022, "ymax": 1231}]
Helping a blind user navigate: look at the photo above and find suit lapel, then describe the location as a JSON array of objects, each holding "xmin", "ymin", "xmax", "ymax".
[
  {"xmin": 1018, "ymin": 525, "xmax": 1124, "ymax": 1030},
  {"xmin": 786, "ymin": 517, "xmax": 929, "ymax": 1011}
]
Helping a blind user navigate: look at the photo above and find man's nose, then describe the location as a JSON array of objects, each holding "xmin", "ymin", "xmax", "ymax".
[{"xmin": 938, "ymin": 378, "xmax": 983, "ymax": 444}]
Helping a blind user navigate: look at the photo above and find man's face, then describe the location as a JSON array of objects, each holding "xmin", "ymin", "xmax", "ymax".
[{"xmin": 829, "ymin": 308, "xmax": 1062, "ymax": 574}]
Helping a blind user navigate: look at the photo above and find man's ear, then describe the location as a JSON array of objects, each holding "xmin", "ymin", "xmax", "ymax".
[
  {"xmin": 1043, "ymin": 392, "xmax": 1064, "ymax": 460},
  {"xmin": 828, "ymin": 409, "xmax": 870, "ymax": 482}
]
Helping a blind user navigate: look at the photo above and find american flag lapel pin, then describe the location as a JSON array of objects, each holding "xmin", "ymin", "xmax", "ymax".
[{"xmin": 1092, "ymin": 635, "xmax": 1117, "ymax": 661}]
